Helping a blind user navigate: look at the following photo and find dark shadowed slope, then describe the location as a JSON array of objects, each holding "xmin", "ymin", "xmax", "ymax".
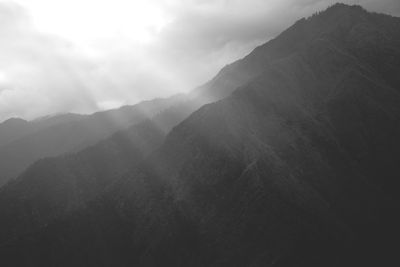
[
  {"xmin": 0, "ymin": 95, "xmax": 185, "ymax": 186},
  {"xmin": 1, "ymin": 4, "xmax": 400, "ymax": 267}
]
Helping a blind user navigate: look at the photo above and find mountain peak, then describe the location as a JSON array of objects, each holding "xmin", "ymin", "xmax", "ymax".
[
  {"xmin": 1, "ymin": 117, "xmax": 27, "ymax": 126},
  {"xmin": 326, "ymin": 2, "xmax": 364, "ymax": 11},
  {"xmin": 303, "ymin": 3, "xmax": 368, "ymax": 25},
  {"xmin": 315, "ymin": 2, "xmax": 365, "ymax": 15},
  {"xmin": 303, "ymin": 2, "xmax": 368, "ymax": 23}
]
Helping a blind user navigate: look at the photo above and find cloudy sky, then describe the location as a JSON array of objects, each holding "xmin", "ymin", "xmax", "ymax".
[{"xmin": 0, "ymin": 0, "xmax": 399, "ymax": 122}]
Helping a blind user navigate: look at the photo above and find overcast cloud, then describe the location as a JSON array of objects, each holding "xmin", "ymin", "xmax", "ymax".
[{"xmin": 0, "ymin": 0, "xmax": 399, "ymax": 122}]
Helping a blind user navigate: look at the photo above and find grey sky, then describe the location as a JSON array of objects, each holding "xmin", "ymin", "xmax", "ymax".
[{"xmin": 0, "ymin": 0, "xmax": 399, "ymax": 122}]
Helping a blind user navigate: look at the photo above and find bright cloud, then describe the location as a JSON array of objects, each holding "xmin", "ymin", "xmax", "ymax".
[{"xmin": 0, "ymin": 0, "xmax": 399, "ymax": 122}]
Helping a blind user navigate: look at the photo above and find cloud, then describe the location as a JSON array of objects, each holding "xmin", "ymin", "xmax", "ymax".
[
  {"xmin": 0, "ymin": 0, "xmax": 399, "ymax": 122},
  {"xmin": 0, "ymin": 2, "xmax": 100, "ymax": 119}
]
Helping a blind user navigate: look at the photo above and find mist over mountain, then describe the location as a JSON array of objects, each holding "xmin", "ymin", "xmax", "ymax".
[
  {"xmin": 0, "ymin": 3, "xmax": 400, "ymax": 267},
  {"xmin": 0, "ymin": 114, "xmax": 84, "ymax": 147},
  {"xmin": 0, "ymin": 95, "xmax": 187, "ymax": 186}
]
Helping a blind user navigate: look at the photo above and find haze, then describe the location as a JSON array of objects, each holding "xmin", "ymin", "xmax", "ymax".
[{"xmin": 0, "ymin": 0, "xmax": 399, "ymax": 122}]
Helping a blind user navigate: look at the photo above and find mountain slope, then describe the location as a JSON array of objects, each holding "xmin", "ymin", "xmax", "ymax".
[
  {"xmin": 0, "ymin": 4, "xmax": 400, "ymax": 266},
  {"xmin": 121, "ymin": 31, "xmax": 399, "ymax": 265}
]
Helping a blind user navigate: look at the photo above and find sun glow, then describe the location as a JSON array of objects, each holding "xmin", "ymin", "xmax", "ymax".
[
  {"xmin": 0, "ymin": 71, "xmax": 7, "ymax": 84},
  {"xmin": 14, "ymin": 0, "xmax": 171, "ymax": 47}
]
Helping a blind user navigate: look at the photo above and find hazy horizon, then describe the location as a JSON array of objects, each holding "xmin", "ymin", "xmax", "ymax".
[{"xmin": 1, "ymin": 0, "xmax": 399, "ymax": 123}]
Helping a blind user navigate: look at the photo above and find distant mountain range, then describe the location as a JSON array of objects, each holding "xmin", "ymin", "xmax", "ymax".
[
  {"xmin": 0, "ymin": 95, "xmax": 188, "ymax": 186},
  {"xmin": 0, "ymin": 3, "xmax": 399, "ymax": 266}
]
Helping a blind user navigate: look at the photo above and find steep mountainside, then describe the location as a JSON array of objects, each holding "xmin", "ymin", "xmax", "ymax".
[{"xmin": 0, "ymin": 4, "xmax": 399, "ymax": 267}]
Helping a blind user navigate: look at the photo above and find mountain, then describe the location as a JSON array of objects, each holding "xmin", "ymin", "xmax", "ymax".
[
  {"xmin": 1, "ymin": 4, "xmax": 400, "ymax": 266},
  {"xmin": 0, "ymin": 121, "xmax": 163, "ymax": 243},
  {"xmin": 0, "ymin": 95, "xmax": 185, "ymax": 186},
  {"xmin": 0, "ymin": 97, "xmax": 199, "ymax": 244},
  {"xmin": 0, "ymin": 114, "xmax": 83, "ymax": 148},
  {"xmin": 0, "ymin": 118, "xmax": 30, "ymax": 147}
]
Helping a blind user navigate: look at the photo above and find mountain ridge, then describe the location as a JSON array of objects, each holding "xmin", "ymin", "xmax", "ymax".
[
  {"xmin": 0, "ymin": 3, "xmax": 399, "ymax": 266},
  {"xmin": 0, "ymin": 94, "xmax": 187, "ymax": 186}
]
